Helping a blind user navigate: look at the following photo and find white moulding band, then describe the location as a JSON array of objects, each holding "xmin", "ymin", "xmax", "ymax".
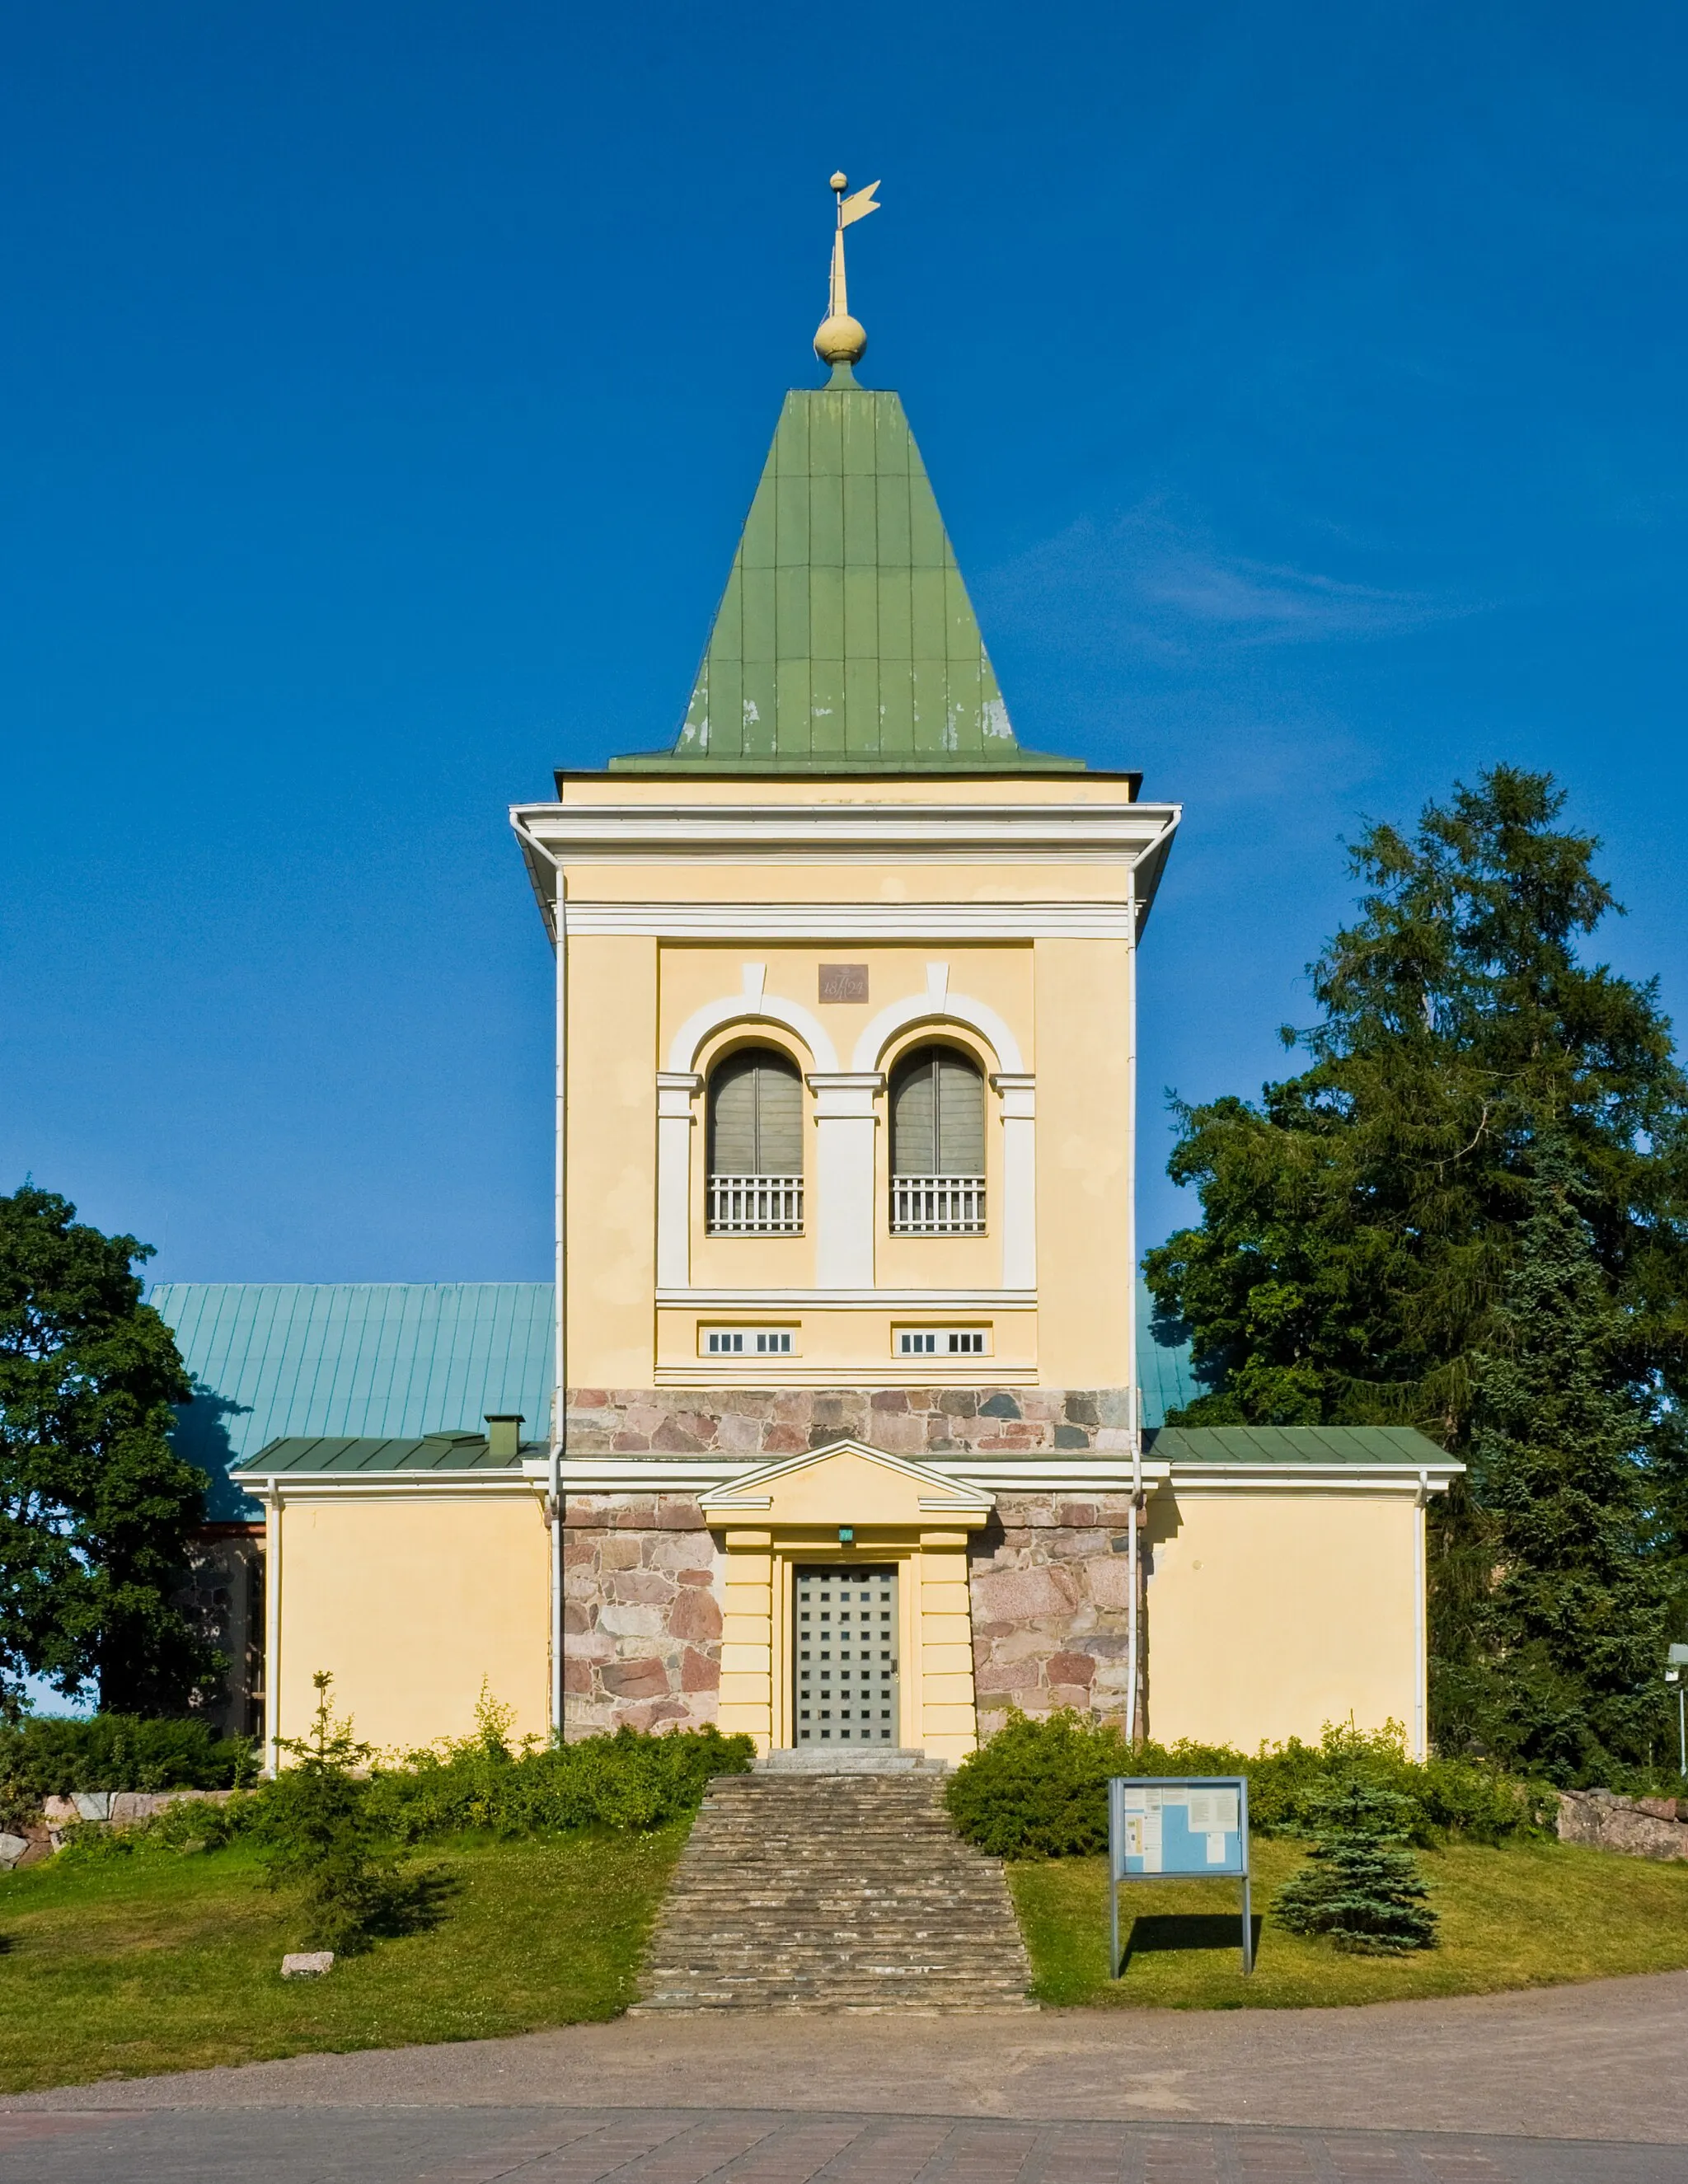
[
  {"xmin": 655, "ymin": 1287, "xmax": 1037, "ymax": 1308},
  {"xmin": 558, "ymin": 902, "xmax": 1140, "ymax": 939}
]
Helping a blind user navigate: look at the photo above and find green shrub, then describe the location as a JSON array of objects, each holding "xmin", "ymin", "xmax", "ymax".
[
  {"xmin": 0, "ymin": 1715, "xmax": 257, "ymax": 1811},
  {"xmin": 1272, "ymin": 1778, "xmax": 1439, "ymax": 1954},
  {"xmin": 363, "ymin": 1689, "xmax": 754, "ymax": 1842},
  {"xmin": 945, "ymin": 1710, "xmax": 1554, "ymax": 1860},
  {"xmin": 943, "ymin": 1710, "xmax": 1128, "ymax": 1857}
]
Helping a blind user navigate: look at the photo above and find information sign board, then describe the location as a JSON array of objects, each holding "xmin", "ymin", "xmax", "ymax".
[{"xmin": 1108, "ymin": 1775, "xmax": 1253, "ymax": 1975}]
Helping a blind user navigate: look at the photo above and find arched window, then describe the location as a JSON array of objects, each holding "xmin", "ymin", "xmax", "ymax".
[
  {"xmin": 889, "ymin": 1045, "xmax": 986, "ymax": 1233},
  {"xmin": 706, "ymin": 1046, "xmax": 804, "ymax": 1233}
]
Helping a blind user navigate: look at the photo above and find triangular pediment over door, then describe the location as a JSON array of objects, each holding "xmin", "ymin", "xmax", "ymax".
[{"xmin": 699, "ymin": 1438, "xmax": 992, "ymax": 1529}]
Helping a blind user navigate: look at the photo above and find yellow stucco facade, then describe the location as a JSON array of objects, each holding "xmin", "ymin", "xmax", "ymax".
[
  {"xmin": 528, "ymin": 769, "xmax": 1162, "ymax": 1399},
  {"xmin": 1145, "ymin": 1487, "xmax": 1428, "ymax": 1751},
  {"xmin": 265, "ymin": 1487, "xmax": 551, "ymax": 1759}
]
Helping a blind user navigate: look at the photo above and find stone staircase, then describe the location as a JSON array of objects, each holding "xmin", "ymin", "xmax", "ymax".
[{"xmin": 632, "ymin": 1754, "xmax": 1034, "ymax": 2013}]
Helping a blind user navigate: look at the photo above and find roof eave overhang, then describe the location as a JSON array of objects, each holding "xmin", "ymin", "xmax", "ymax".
[
  {"xmin": 509, "ymin": 797, "xmax": 1182, "ymax": 930},
  {"xmin": 239, "ymin": 1469, "xmax": 537, "ymax": 1491},
  {"xmin": 1167, "ymin": 1461, "xmax": 1463, "ymax": 1494}
]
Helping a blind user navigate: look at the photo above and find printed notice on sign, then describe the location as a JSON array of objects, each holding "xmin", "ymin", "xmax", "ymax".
[{"xmin": 1112, "ymin": 1779, "xmax": 1245, "ymax": 1878}]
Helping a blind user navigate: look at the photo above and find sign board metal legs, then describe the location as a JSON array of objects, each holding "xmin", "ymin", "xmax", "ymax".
[{"xmin": 1109, "ymin": 1774, "xmax": 1254, "ymax": 1977}]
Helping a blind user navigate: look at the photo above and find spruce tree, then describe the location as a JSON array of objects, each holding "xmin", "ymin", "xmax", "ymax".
[
  {"xmin": 1272, "ymin": 1779, "xmax": 1437, "ymax": 1955},
  {"xmin": 1456, "ymin": 1142, "xmax": 1672, "ymax": 1777},
  {"xmin": 1144, "ymin": 767, "xmax": 1688, "ymax": 1754}
]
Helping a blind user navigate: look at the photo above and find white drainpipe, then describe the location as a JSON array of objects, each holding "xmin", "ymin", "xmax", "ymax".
[
  {"xmin": 1127, "ymin": 1420, "xmax": 1142, "ymax": 1745},
  {"xmin": 1125, "ymin": 859, "xmax": 1142, "ymax": 1744},
  {"xmin": 1414, "ymin": 1466, "xmax": 1429, "ymax": 1760},
  {"xmin": 551, "ymin": 881, "xmax": 568, "ymax": 1742}
]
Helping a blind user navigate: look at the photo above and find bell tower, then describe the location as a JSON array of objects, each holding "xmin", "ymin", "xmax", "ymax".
[{"xmin": 513, "ymin": 179, "xmax": 1180, "ymax": 1757}]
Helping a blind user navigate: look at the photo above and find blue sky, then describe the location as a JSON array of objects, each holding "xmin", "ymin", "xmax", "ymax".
[{"xmin": 2, "ymin": 1, "xmax": 1684, "ymax": 1277}]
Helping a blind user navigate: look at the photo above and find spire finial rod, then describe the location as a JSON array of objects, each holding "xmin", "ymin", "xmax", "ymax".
[{"xmin": 814, "ymin": 171, "xmax": 879, "ymax": 369}]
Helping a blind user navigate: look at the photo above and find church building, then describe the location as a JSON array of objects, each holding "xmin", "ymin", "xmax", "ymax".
[{"xmin": 182, "ymin": 185, "xmax": 1457, "ymax": 1768}]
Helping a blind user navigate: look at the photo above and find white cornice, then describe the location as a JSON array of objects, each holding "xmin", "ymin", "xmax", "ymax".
[
  {"xmin": 246, "ymin": 1474, "xmax": 541, "ymax": 1497},
  {"xmin": 541, "ymin": 1453, "xmax": 1454, "ymax": 1502},
  {"xmin": 655, "ymin": 1287, "xmax": 1037, "ymax": 1310},
  {"xmin": 512, "ymin": 802, "xmax": 1180, "ymax": 869},
  {"xmin": 551, "ymin": 1453, "xmax": 1160, "ymax": 1497},
  {"xmin": 651, "ymin": 1365, "xmax": 1038, "ymax": 1388},
  {"xmin": 1166, "ymin": 1464, "xmax": 1461, "ymax": 1496},
  {"xmin": 560, "ymin": 902, "xmax": 1138, "ymax": 940}
]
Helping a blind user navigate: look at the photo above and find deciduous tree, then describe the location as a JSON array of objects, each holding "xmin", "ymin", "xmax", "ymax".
[{"xmin": 0, "ymin": 1184, "xmax": 218, "ymax": 1715}]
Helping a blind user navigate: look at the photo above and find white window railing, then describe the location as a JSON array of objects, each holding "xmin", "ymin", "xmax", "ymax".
[
  {"xmin": 890, "ymin": 1175, "xmax": 987, "ymax": 1235},
  {"xmin": 707, "ymin": 1174, "xmax": 804, "ymax": 1235}
]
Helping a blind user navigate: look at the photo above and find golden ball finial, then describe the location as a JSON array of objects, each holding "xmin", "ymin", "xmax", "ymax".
[
  {"xmin": 814, "ymin": 312, "xmax": 867, "ymax": 366},
  {"xmin": 829, "ymin": 171, "xmax": 848, "ymax": 193}
]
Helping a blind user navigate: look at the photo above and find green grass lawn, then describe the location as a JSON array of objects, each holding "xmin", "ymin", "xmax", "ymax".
[
  {"xmin": 0, "ymin": 1825, "xmax": 685, "ymax": 2094},
  {"xmin": 1011, "ymin": 1834, "xmax": 1688, "ymax": 2008}
]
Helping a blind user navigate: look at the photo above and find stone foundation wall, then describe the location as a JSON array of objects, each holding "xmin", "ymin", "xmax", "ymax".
[
  {"xmin": 558, "ymin": 1391, "xmax": 1149, "ymax": 1743},
  {"xmin": 968, "ymin": 1496, "xmax": 1145, "ymax": 1739},
  {"xmin": 560, "ymin": 1495, "xmax": 724, "ymax": 1736},
  {"xmin": 565, "ymin": 1386, "xmax": 1136, "ymax": 1457}
]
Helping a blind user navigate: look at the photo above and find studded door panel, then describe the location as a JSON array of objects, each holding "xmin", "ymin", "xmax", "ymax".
[{"xmin": 794, "ymin": 1566, "xmax": 899, "ymax": 1745}]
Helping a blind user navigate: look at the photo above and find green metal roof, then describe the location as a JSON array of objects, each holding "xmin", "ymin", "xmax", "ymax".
[
  {"xmin": 1137, "ymin": 1283, "xmax": 1198, "ymax": 1425},
  {"xmin": 148, "ymin": 1282, "xmax": 554, "ymax": 1516},
  {"xmin": 150, "ymin": 1280, "xmax": 1200, "ymax": 1497},
  {"xmin": 615, "ymin": 363, "xmax": 1081, "ymax": 775},
  {"xmin": 1145, "ymin": 1425, "xmax": 1458, "ymax": 1467},
  {"xmin": 237, "ymin": 1433, "xmax": 542, "ymax": 1475}
]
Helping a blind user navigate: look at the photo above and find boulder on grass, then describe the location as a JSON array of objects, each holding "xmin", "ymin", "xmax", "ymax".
[{"xmin": 280, "ymin": 1952, "xmax": 335, "ymax": 1978}]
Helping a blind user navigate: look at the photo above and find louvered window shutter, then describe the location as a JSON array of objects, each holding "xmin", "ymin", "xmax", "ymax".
[
  {"xmin": 708, "ymin": 1049, "xmax": 802, "ymax": 1174},
  {"xmin": 892, "ymin": 1048, "xmax": 985, "ymax": 1174},
  {"xmin": 890, "ymin": 1052, "xmax": 936, "ymax": 1174},
  {"xmin": 934, "ymin": 1052, "xmax": 985, "ymax": 1173},
  {"xmin": 755, "ymin": 1057, "xmax": 803, "ymax": 1173}
]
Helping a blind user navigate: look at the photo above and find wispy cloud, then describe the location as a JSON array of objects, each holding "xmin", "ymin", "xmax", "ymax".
[{"xmin": 982, "ymin": 504, "xmax": 1475, "ymax": 658}]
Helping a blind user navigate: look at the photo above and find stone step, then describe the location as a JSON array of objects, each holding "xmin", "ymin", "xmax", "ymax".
[
  {"xmin": 633, "ymin": 1768, "xmax": 1033, "ymax": 2016},
  {"xmin": 755, "ymin": 1747, "xmax": 945, "ymax": 1774}
]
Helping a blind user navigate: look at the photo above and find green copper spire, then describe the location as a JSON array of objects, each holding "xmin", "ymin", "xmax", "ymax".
[
  {"xmin": 612, "ymin": 368, "xmax": 1078, "ymax": 774},
  {"xmin": 612, "ymin": 174, "xmax": 1080, "ymax": 776}
]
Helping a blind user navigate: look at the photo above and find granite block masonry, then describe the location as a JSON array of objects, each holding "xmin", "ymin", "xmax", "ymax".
[
  {"xmin": 1556, "ymin": 1788, "xmax": 1688, "ymax": 1862},
  {"xmin": 564, "ymin": 1385, "xmax": 1140, "ymax": 1460},
  {"xmin": 560, "ymin": 1387, "xmax": 1146, "ymax": 1740}
]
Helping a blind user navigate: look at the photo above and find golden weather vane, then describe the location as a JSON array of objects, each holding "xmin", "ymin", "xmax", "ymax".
[{"xmin": 814, "ymin": 171, "xmax": 880, "ymax": 368}]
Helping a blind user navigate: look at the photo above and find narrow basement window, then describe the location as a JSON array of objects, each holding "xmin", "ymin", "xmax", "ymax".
[
  {"xmin": 895, "ymin": 1328, "xmax": 990, "ymax": 1357},
  {"xmin": 702, "ymin": 1327, "xmax": 796, "ymax": 1356}
]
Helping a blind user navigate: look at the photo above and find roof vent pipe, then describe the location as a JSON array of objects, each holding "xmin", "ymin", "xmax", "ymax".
[{"xmin": 485, "ymin": 1414, "xmax": 525, "ymax": 1462}]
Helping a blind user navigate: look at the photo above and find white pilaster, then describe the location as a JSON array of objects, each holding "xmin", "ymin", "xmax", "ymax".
[
  {"xmin": 655, "ymin": 1072, "xmax": 701, "ymax": 1291},
  {"xmin": 806, "ymin": 1072, "xmax": 884, "ymax": 1289},
  {"xmin": 992, "ymin": 1072, "xmax": 1037, "ymax": 1291}
]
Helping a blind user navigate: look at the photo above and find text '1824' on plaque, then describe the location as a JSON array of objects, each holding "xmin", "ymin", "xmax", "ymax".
[{"xmin": 818, "ymin": 964, "xmax": 869, "ymax": 1003}]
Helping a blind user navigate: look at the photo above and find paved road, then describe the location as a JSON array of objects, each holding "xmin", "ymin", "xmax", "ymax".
[
  {"xmin": 6, "ymin": 1975, "xmax": 1688, "ymax": 2177},
  {"xmin": 2, "ymin": 2106, "xmax": 1684, "ymax": 2184},
  {"xmin": 9, "ymin": 1973, "xmax": 1688, "ymax": 2144}
]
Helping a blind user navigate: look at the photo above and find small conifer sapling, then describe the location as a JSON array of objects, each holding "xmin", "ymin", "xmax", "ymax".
[{"xmin": 1272, "ymin": 1778, "xmax": 1437, "ymax": 1955}]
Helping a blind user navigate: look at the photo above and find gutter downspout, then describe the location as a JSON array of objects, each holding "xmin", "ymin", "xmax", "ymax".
[
  {"xmin": 261, "ymin": 1479, "xmax": 282, "ymax": 1774},
  {"xmin": 551, "ymin": 876, "xmax": 568, "ymax": 1743},
  {"xmin": 1414, "ymin": 1466, "xmax": 1429, "ymax": 1760},
  {"xmin": 1125, "ymin": 859, "xmax": 1142, "ymax": 1746},
  {"xmin": 1127, "ymin": 1430, "xmax": 1142, "ymax": 1745}
]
